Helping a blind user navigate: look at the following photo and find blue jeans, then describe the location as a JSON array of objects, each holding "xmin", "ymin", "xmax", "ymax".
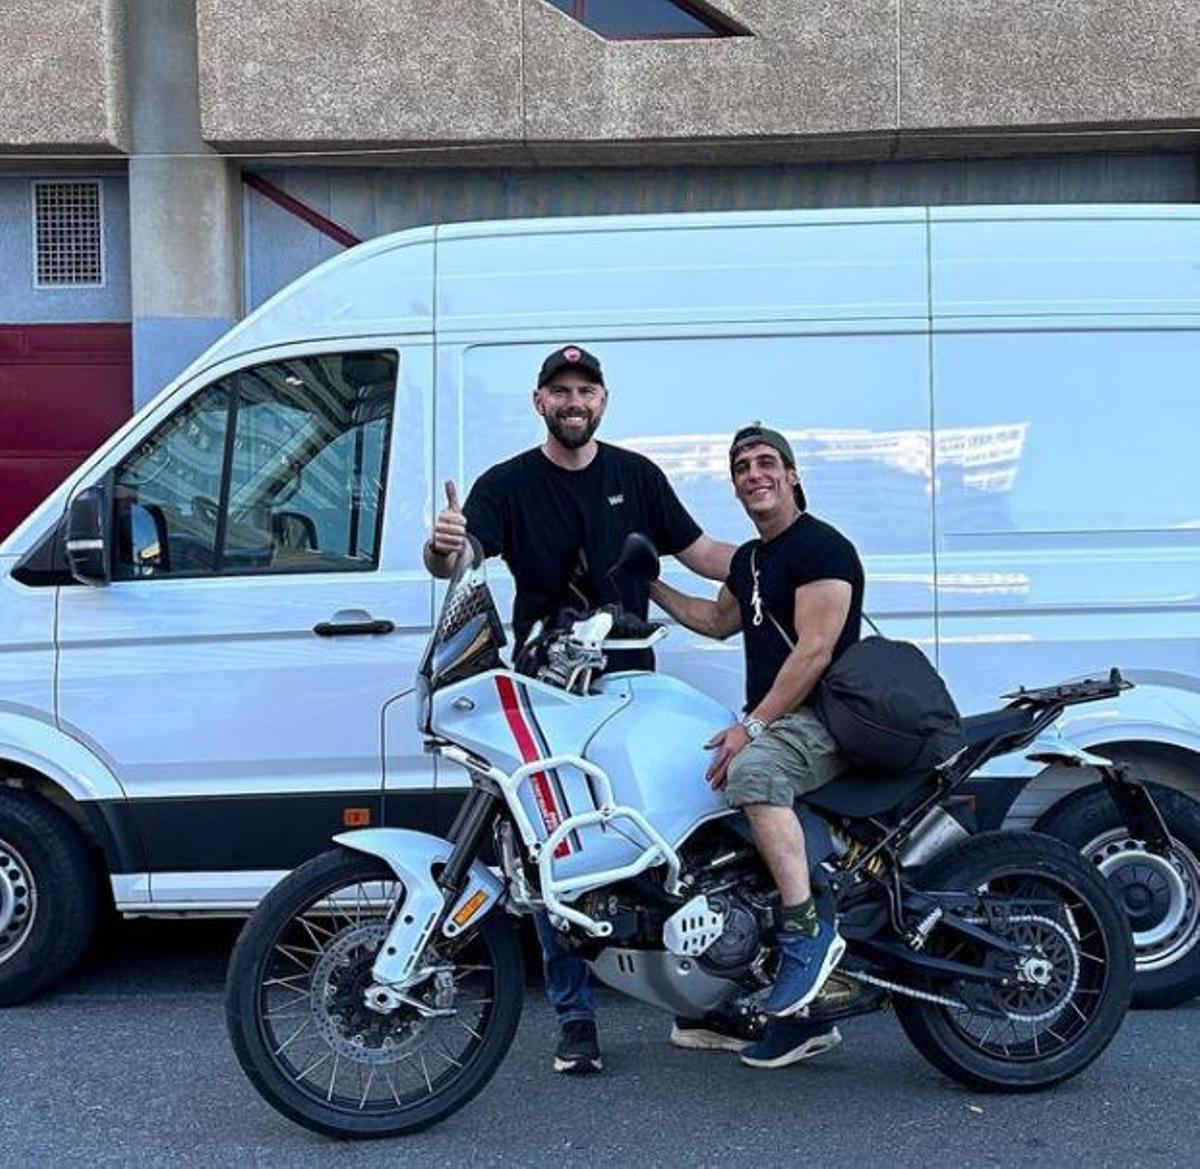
[{"xmin": 534, "ymin": 910, "xmax": 595, "ymax": 1025}]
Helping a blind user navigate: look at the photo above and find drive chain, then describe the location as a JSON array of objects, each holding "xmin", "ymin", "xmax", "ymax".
[{"xmin": 843, "ymin": 914, "xmax": 1082, "ymax": 1025}]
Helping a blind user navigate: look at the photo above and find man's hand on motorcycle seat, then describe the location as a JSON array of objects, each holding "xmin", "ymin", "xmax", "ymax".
[{"xmin": 705, "ymin": 723, "xmax": 751, "ymax": 789}]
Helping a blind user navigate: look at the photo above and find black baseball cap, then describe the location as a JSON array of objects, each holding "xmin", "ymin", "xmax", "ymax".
[
  {"xmin": 537, "ymin": 345, "xmax": 604, "ymax": 387},
  {"xmin": 729, "ymin": 422, "xmax": 807, "ymax": 511}
]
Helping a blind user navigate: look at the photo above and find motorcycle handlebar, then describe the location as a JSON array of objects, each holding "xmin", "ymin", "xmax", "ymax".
[{"xmin": 598, "ymin": 604, "xmax": 661, "ymax": 641}]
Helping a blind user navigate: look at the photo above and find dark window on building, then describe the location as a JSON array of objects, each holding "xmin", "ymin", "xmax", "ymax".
[
  {"xmin": 545, "ymin": 0, "xmax": 744, "ymax": 39},
  {"xmin": 33, "ymin": 180, "xmax": 104, "ymax": 287}
]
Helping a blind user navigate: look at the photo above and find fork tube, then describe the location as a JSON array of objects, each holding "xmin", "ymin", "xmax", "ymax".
[{"xmin": 438, "ymin": 787, "xmax": 500, "ymax": 898}]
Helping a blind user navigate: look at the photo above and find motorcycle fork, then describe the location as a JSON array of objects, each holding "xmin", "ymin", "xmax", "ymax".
[
  {"xmin": 435, "ymin": 786, "xmax": 502, "ymax": 922},
  {"xmin": 364, "ymin": 786, "xmax": 503, "ymax": 995}
]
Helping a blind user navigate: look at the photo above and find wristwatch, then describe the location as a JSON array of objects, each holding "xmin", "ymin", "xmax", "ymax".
[{"xmin": 742, "ymin": 715, "xmax": 767, "ymax": 739}]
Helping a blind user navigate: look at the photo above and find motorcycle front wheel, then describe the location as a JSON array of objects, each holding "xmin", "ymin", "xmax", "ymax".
[
  {"xmin": 225, "ymin": 847, "xmax": 523, "ymax": 1139},
  {"xmin": 895, "ymin": 831, "xmax": 1134, "ymax": 1092}
]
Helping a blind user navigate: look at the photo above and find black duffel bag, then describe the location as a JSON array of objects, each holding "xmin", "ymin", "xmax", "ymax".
[{"xmin": 812, "ymin": 635, "xmax": 966, "ymax": 775}]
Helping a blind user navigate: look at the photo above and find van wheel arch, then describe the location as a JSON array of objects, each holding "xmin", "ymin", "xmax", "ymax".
[
  {"xmin": 1083, "ymin": 741, "xmax": 1200, "ymax": 799},
  {"xmin": 1, "ymin": 763, "xmax": 122, "ymax": 879}
]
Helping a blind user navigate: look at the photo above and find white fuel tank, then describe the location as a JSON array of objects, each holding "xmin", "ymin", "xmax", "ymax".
[
  {"xmin": 432, "ymin": 669, "xmax": 736, "ymax": 892},
  {"xmin": 586, "ymin": 672, "xmax": 734, "ymax": 850}
]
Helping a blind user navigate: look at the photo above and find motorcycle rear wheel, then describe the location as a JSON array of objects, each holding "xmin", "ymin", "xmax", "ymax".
[
  {"xmin": 895, "ymin": 831, "xmax": 1133, "ymax": 1092},
  {"xmin": 225, "ymin": 847, "xmax": 523, "ymax": 1139}
]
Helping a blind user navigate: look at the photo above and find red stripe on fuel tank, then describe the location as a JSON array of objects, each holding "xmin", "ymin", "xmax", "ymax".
[{"xmin": 495, "ymin": 675, "xmax": 570, "ymax": 857}]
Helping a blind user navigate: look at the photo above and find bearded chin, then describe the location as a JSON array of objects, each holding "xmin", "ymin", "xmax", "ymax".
[{"xmin": 546, "ymin": 413, "xmax": 598, "ymax": 449}]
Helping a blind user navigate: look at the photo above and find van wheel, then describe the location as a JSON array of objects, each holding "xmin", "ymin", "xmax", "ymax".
[
  {"xmin": 0, "ymin": 789, "xmax": 99, "ymax": 1007},
  {"xmin": 1037, "ymin": 780, "xmax": 1200, "ymax": 1009}
]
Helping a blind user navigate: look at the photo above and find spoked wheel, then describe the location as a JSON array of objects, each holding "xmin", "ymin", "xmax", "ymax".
[
  {"xmin": 226, "ymin": 847, "xmax": 523, "ymax": 1139},
  {"xmin": 896, "ymin": 832, "xmax": 1133, "ymax": 1092},
  {"xmin": 937, "ymin": 892, "xmax": 1094, "ymax": 1063}
]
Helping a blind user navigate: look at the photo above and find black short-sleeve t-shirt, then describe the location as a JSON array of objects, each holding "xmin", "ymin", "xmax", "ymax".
[
  {"xmin": 463, "ymin": 442, "xmax": 701, "ymax": 649},
  {"xmin": 727, "ymin": 512, "xmax": 864, "ymax": 712}
]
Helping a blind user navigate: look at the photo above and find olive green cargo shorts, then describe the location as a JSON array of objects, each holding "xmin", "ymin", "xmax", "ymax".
[{"xmin": 724, "ymin": 706, "xmax": 846, "ymax": 808}]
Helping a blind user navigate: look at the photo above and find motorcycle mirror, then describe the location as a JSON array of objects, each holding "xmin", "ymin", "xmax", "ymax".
[{"xmin": 608, "ymin": 532, "xmax": 660, "ymax": 586}]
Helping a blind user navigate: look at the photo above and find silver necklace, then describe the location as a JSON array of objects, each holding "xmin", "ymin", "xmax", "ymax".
[{"xmin": 750, "ymin": 546, "xmax": 764, "ymax": 627}]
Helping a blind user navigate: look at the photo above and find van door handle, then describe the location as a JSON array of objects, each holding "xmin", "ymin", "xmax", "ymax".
[{"xmin": 313, "ymin": 613, "xmax": 396, "ymax": 637}]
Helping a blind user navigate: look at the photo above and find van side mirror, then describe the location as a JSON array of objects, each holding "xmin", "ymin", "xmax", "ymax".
[
  {"xmin": 66, "ymin": 485, "xmax": 112, "ymax": 586},
  {"xmin": 117, "ymin": 501, "xmax": 170, "ymax": 577}
]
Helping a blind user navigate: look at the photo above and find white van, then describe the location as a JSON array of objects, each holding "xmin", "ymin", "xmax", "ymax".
[{"xmin": 2, "ymin": 205, "xmax": 1199, "ymax": 1006}]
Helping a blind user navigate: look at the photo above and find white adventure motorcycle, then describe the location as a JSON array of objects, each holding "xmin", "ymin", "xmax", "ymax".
[{"xmin": 225, "ymin": 535, "xmax": 1136, "ymax": 1138}]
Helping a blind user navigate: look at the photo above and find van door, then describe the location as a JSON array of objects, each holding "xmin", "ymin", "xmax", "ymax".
[
  {"xmin": 929, "ymin": 209, "xmax": 1200, "ymax": 716},
  {"xmin": 55, "ymin": 343, "xmax": 435, "ymax": 892}
]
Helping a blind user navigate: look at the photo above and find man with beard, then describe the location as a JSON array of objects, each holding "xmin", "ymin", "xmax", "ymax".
[{"xmin": 424, "ymin": 344, "xmax": 740, "ymax": 1074}]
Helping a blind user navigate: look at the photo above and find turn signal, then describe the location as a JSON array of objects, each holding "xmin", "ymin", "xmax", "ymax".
[
  {"xmin": 342, "ymin": 807, "xmax": 371, "ymax": 828},
  {"xmin": 452, "ymin": 890, "xmax": 489, "ymax": 927}
]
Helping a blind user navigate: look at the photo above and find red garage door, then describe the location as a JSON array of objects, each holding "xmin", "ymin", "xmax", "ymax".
[{"xmin": 0, "ymin": 324, "xmax": 132, "ymax": 541}]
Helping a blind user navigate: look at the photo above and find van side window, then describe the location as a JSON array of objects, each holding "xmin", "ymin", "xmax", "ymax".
[
  {"xmin": 113, "ymin": 383, "xmax": 233, "ymax": 575},
  {"xmin": 112, "ymin": 350, "xmax": 397, "ymax": 579}
]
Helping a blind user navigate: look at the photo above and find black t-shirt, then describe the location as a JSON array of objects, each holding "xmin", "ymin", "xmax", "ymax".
[
  {"xmin": 727, "ymin": 512, "xmax": 864, "ymax": 712},
  {"xmin": 463, "ymin": 443, "xmax": 702, "ymax": 651}
]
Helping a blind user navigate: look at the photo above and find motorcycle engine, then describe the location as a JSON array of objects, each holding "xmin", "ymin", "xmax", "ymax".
[
  {"xmin": 695, "ymin": 892, "xmax": 763, "ymax": 976},
  {"xmin": 570, "ymin": 887, "xmax": 765, "ymax": 978}
]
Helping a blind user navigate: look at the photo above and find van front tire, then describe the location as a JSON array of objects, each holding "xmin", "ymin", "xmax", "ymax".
[
  {"xmin": 1037, "ymin": 780, "xmax": 1200, "ymax": 1009},
  {"xmin": 0, "ymin": 789, "xmax": 99, "ymax": 1007}
]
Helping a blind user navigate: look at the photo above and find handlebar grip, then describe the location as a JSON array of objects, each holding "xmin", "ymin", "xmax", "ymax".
[{"xmin": 608, "ymin": 614, "xmax": 661, "ymax": 639}]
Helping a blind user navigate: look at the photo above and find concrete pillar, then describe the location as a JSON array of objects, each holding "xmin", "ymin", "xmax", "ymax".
[{"xmin": 126, "ymin": 0, "xmax": 240, "ymax": 406}]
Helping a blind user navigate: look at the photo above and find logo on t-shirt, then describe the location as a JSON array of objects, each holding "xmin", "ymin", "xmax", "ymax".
[{"xmin": 607, "ymin": 493, "xmax": 625, "ymax": 506}]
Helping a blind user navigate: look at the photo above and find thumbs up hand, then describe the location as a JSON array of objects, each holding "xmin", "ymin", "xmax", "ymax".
[{"xmin": 430, "ymin": 479, "xmax": 467, "ymax": 556}]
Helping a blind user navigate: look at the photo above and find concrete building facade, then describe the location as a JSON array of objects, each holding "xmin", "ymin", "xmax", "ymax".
[{"xmin": 1, "ymin": 0, "xmax": 1198, "ymax": 535}]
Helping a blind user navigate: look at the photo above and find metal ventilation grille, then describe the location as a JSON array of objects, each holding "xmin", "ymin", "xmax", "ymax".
[{"xmin": 33, "ymin": 181, "xmax": 104, "ymax": 287}]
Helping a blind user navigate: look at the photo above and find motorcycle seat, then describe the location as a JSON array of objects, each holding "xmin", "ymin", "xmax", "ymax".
[
  {"xmin": 803, "ymin": 770, "xmax": 934, "ymax": 820},
  {"xmin": 961, "ymin": 706, "xmax": 1038, "ymax": 752},
  {"xmin": 802, "ymin": 707, "xmax": 1040, "ymax": 820}
]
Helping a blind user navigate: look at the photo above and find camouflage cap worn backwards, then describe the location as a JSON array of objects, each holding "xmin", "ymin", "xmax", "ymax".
[{"xmin": 729, "ymin": 422, "xmax": 807, "ymax": 511}]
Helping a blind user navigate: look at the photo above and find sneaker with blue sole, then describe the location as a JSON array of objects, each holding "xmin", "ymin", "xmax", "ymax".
[
  {"xmin": 761, "ymin": 921, "xmax": 846, "ymax": 1018},
  {"xmin": 740, "ymin": 1019, "xmax": 842, "ymax": 1069}
]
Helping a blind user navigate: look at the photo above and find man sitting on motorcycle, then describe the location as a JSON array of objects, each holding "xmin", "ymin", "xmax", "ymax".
[{"xmin": 651, "ymin": 423, "xmax": 865, "ymax": 1022}]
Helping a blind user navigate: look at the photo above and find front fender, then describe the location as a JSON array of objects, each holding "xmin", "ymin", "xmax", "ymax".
[{"xmin": 333, "ymin": 827, "xmax": 506, "ymax": 987}]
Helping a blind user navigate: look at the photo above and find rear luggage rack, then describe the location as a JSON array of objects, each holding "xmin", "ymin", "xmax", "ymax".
[{"xmin": 1002, "ymin": 667, "xmax": 1132, "ymax": 709}]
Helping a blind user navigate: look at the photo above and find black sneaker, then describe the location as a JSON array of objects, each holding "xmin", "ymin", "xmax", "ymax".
[
  {"xmin": 554, "ymin": 1019, "xmax": 603, "ymax": 1074},
  {"xmin": 740, "ymin": 1019, "xmax": 842, "ymax": 1070},
  {"xmin": 670, "ymin": 1009, "xmax": 764, "ymax": 1052}
]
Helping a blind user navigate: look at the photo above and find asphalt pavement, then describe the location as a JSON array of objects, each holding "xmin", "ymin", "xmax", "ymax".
[{"xmin": 2, "ymin": 919, "xmax": 1197, "ymax": 1169}]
